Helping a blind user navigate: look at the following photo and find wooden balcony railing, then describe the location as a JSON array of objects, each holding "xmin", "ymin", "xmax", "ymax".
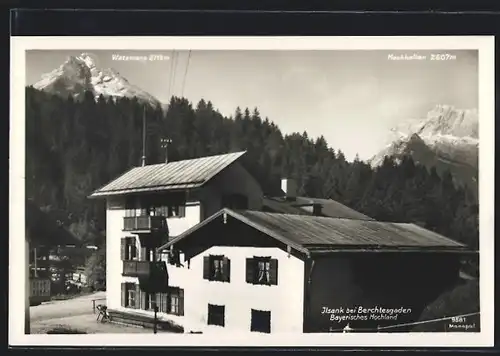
[
  {"xmin": 122, "ymin": 260, "xmax": 169, "ymax": 292},
  {"xmin": 122, "ymin": 260, "xmax": 166, "ymax": 277},
  {"xmin": 123, "ymin": 216, "xmax": 167, "ymax": 232}
]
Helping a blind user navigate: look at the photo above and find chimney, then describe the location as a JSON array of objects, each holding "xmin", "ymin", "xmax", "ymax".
[
  {"xmin": 281, "ymin": 178, "xmax": 297, "ymax": 200},
  {"xmin": 312, "ymin": 203, "xmax": 323, "ymax": 216}
]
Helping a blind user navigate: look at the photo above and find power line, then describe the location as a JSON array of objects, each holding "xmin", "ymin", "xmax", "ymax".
[
  {"xmin": 181, "ymin": 50, "xmax": 192, "ymax": 98},
  {"xmin": 327, "ymin": 311, "xmax": 480, "ymax": 333},
  {"xmin": 167, "ymin": 49, "xmax": 176, "ymax": 102},
  {"xmin": 171, "ymin": 51, "xmax": 179, "ymax": 98}
]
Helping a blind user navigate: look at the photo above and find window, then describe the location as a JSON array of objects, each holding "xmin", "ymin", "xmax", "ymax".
[
  {"xmin": 121, "ymin": 237, "xmax": 138, "ymax": 261},
  {"xmin": 168, "ymin": 205, "xmax": 186, "ymax": 218},
  {"xmin": 251, "ymin": 309, "xmax": 271, "ymax": 333},
  {"xmin": 125, "ymin": 198, "xmax": 136, "ymax": 217},
  {"xmin": 141, "ymin": 246, "xmax": 155, "ymax": 262},
  {"xmin": 169, "ymin": 293, "xmax": 179, "ymax": 314},
  {"xmin": 121, "ymin": 283, "xmax": 137, "ymax": 308},
  {"xmin": 157, "ymin": 287, "xmax": 184, "ymax": 316},
  {"xmin": 207, "ymin": 304, "xmax": 225, "ymax": 327},
  {"xmin": 168, "ymin": 249, "xmax": 179, "ymax": 266},
  {"xmin": 203, "ymin": 255, "xmax": 230, "ymax": 282},
  {"xmin": 246, "ymin": 257, "xmax": 278, "ymax": 285},
  {"xmin": 152, "ymin": 205, "xmax": 186, "ymax": 218}
]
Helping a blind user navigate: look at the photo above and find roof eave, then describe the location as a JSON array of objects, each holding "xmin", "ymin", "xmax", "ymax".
[
  {"xmin": 307, "ymin": 247, "xmax": 476, "ymax": 254},
  {"xmin": 157, "ymin": 208, "xmax": 310, "ymax": 257},
  {"xmin": 88, "ymin": 151, "xmax": 247, "ymax": 200}
]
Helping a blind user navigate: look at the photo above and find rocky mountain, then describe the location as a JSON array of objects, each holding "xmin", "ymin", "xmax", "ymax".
[
  {"xmin": 370, "ymin": 105, "xmax": 478, "ymax": 196},
  {"xmin": 32, "ymin": 53, "xmax": 162, "ymax": 108}
]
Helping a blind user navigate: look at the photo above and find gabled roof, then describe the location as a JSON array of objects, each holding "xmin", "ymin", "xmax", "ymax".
[
  {"xmin": 89, "ymin": 151, "xmax": 247, "ymax": 198},
  {"xmin": 26, "ymin": 199, "xmax": 81, "ymax": 247},
  {"xmin": 263, "ymin": 196, "xmax": 374, "ymax": 221},
  {"xmin": 160, "ymin": 208, "xmax": 471, "ymax": 255}
]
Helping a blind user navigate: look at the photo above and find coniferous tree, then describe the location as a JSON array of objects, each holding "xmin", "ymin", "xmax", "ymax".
[{"xmin": 25, "ymin": 86, "xmax": 479, "ymax": 265}]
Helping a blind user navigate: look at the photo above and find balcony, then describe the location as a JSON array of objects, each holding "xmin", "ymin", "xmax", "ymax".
[
  {"xmin": 123, "ymin": 216, "xmax": 167, "ymax": 233},
  {"xmin": 122, "ymin": 260, "xmax": 169, "ymax": 292}
]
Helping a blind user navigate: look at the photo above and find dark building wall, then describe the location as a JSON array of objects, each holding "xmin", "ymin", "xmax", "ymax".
[{"xmin": 303, "ymin": 252, "xmax": 461, "ymax": 333}]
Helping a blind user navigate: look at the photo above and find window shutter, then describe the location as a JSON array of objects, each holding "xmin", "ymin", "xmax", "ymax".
[
  {"xmin": 140, "ymin": 291, "xmax": 147, "ymax": 310},
  {"xmin": 135, "ymin": 284, "xmax": 141, "ymax": 309},
  {"xmin": 178, "ymin": 289, "xmax": 185, "ymax": 316},
  {"xmin": 246, "ymin": 258, "xmax": 255, "ymax": 284},
  {"xmin": 269, "ymin": 259, "xmax": 278, "ymax": 285},
  {"xmin": 223, "ymin": 257, "xmax": 231, "ymax": 282},
  {"xmin": 166, "ymin": 293, "xmax": 172, "ymax": 313},
  {"xmin": 121, "ymin": 238, "xmax": 127, "ymax": 261},
  {"xmin": 141, "ymin": 247, "xmax": 147, "ymax": 261},
  {"xmin": 179, "ymin": 205, "xmax": 186, "ymax": 218},
  {"xmin": 161, "ymin": 292, "xmax": 168, "ymax": 313},
  {"xmin": 203, "ymin": 256, "xmax": 210, "ymax": 280},
  {"xmin": 121, "ymin": 283, "xmax": 126, "ymax": 307},
  {"xmin": 156, "ymin": 292, "xmax": 162, "ymax": 311}
]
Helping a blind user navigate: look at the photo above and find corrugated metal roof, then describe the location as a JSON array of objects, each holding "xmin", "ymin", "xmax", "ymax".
[
  {"xmin": 236, "ymin": 210, "xmax": 465, "ymax": 249},
  {"xmin": 89, "ymin": 151, "xmax": 247, "ymax": 198},
  {"xmin": 161, "ymin": 208, "xmax": 467, "ymax": 253},
  {"xmin": 263, "ymin": 196, "xmax": 374, "ymax": 221}
]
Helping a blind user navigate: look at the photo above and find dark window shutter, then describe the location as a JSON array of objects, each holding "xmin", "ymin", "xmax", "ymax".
[
  {"xmin": 121, "ymin": 283, "xmax": 126, "ymax": 307},
  {"xmin": 141, "ymin": 247, "xmax": 147, "ymax": 261},
  {"xmin": 246, "ymin": 258, "xmax": 255, "ymax": 284},
  {"xmin": 178, "ymin": 289, "xmax": 185, "ymax": 316},
  {"xmin": 179, "ymin": 205, "xmax": 186, "ymax": 217},
  {"xmin": 135, "ymin": 284, "xmax": 141, "ymax": 309},
  {"xmin": 269, "ymin": 259, "xmax": 278, "ymax": 285},
  {"xmin": 166, "ymin": 293, "xmax": 172, "ymax": 313},
  {"xmin": 203, "ymin": 256, "xmax": 210, "ymax": 280},
  {"xmin": 121, "ymin": 238, "xmax": 127, "ymax": 261},
  {"xmin": 223, "ymin": 257, "xmax": 231, "ymax": 282}
]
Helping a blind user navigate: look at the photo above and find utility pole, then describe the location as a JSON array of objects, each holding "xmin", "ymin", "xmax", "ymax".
[
  {"xmin": 141, "ymin": 105, "xmax": 147, "ymax": 167},
  {"xmin": 160, "ymin": 138, "xmax": 172, "ymax": 164}
]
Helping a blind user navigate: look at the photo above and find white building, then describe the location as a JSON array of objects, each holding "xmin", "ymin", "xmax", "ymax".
[{"xmin": 89, "ymin": 151, "xmax": 472, "ymax": 334}]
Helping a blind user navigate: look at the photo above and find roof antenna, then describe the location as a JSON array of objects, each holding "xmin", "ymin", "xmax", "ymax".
[
  {"xmin": 141, "ymin": 105, "xmax": 147, "ymax": 167},
  {"xmin": 161, "ymin": 138, "xmax": 172, "ymax": 164}
]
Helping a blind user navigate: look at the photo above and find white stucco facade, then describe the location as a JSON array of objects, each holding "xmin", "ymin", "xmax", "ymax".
[
  {"xmin": 103, "ymin": 159, "xmax": 293, "ymax": 333},
  {"xmin": 106, "ymin": 198, "xmax": 203, "ymax": 310},
  {"xmin": 180, "ymin": 246, "xmax": 304, "ymax": 334}
]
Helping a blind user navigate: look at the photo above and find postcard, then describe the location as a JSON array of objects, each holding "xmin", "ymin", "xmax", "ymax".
[{"xmin": 10, "ymin": 36, "xmax": 494, "ymax": 347}]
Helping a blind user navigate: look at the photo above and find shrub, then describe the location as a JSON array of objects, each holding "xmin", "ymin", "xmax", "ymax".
[
  {"xmin": 46, "ymin": 327, "xmax": 87, "ymax": 334},
  {"xmin": 413, "ymin": 280, "xmax": 479, "ymax": 332}
]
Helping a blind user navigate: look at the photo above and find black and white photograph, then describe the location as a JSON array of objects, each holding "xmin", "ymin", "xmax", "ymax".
[{"xmin": 9, "ymin": 36, "xmax": 494, "ymax": 347}]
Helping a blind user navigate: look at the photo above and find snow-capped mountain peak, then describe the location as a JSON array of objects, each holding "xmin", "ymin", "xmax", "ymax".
[
  {"xmin": 32, "ymin": 53, "xmax": 161, "ymax": 107},
  {"xmin": 369, "ymin": 104, "xmax": 479, "ymax": 196}
]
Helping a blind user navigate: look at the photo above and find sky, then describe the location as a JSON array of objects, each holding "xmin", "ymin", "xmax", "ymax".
[{"xmin": 26, "ymin": 49, "xmax": 478, "ymax": 161}]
